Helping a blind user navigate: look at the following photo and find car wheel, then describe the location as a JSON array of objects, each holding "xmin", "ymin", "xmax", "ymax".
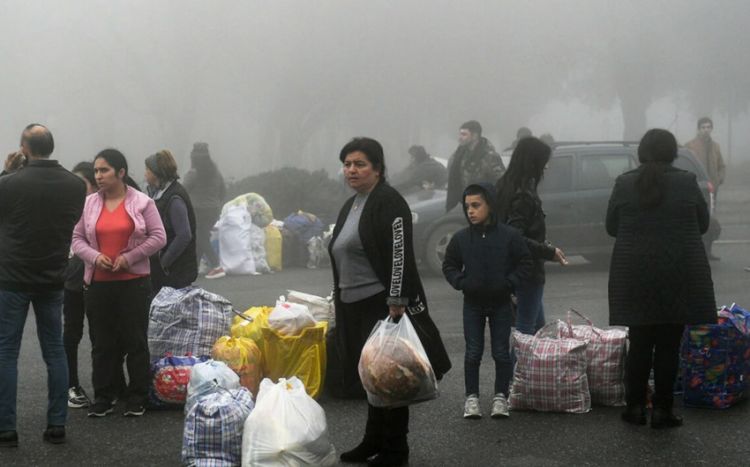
[{"xmin": 424, "ymin": 222, "xmax": 463, "ymax": 276}]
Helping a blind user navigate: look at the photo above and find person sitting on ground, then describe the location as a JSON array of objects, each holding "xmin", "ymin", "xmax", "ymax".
[
  {"xmin": 390, "ymin": 145, "xmax": 448, "ymax": 194},
  {"xmin": 442, "ymin": 182, "xmax": 532, "ymax": 420}
]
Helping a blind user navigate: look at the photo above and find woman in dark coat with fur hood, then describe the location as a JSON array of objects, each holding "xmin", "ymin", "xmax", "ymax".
[
  {"xmin": 328, "ymin": 137, "xmax": 450, "ymax": 467},
  {"xmin": 607, "ymin": 128, "xmax": 716, "ymax": 429}
]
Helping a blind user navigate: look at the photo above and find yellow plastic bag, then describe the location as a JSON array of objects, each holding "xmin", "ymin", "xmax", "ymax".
[
  {"xmin": 262, "ymin": 321, "xmax": 327, "ymax": 398},
  {"xmin": 264, "ymin": 225, "xmax": 282, "ymax": 272},
  {"xmin": 231, "ymin": 306, "xmax": 273, "ymax": 345},
  {"xmin": 211, "ymin": 336, "xmax": 263, "ymax": 398}
]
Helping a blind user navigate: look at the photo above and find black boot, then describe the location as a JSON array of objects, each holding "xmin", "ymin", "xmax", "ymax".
[
  {"xmin": 651, "ymin": 407, "xmax": 683, "ymax": 429},
  {"xmin": 340, "ymin": 436, "xmax": 383, "ymax": 463},
  {"xmin": 0, "ymin": 430, "xmax": 18, "ymax": 448},
  {"xmin": 368, "ymin": 450, "xmax": 409, "ymax": 467},
  {"xmin": 621, "ymin": 404, "xmax": 647, "ymax": 425}
]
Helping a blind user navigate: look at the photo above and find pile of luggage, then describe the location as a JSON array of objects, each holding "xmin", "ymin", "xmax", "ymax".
[{"xmin": 145, "ymin": 286, "xmax": 337, "ymax": 466}]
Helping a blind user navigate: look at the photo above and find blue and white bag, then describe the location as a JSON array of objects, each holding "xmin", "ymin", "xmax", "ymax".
[{"xmin": 186, "ymin": 359, "xmax": 241, "ymax": 414}]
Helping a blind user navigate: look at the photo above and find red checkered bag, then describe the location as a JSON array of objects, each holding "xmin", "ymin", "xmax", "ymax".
[
  {"xmin": 509, "ymin": 326, "xmax": 591, "ymax": 413},
  {"xmin": 538, "ymin": 310, "xmax": 627, "ymax": 406}
]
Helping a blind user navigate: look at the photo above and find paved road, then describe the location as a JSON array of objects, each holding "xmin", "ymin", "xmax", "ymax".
[{"xmin": 2, "ymin": 184, "xmax": 749, "ymax": 466}]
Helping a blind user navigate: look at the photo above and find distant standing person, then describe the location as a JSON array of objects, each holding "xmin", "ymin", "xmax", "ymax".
[
  {"xmin": 506, "ymin": 126, "xmax": 533, "ymax": 151},
  {"xmin": 72, "ymin": 149, "xmax": 166, "ymax": 418},
  {"xmin": 495, "ymin": 137, "xmax": 568, "ymax": 335},
  {"xmin": 145, "ymin": 150, "xmax": 198, "ymax": 291},
  {"xmin": 607, "ymin": 129, "xmax": 715, "ymax": 428},
  {"xmin": 685, "ymin": 117, "xmax": 725, "ymax": 261},
  {"xmin": 390, "ymin": 145, "xmax": 448, "ymax": 194},
  {"xmin": 0, "ymin": 124, "xmax": 86, "ymax": 447},
  {"xmin": 445, "ymin": 121, "xmax": 505, "ymax": 212},
  {"xmin": 182, "ymin": 142, "xmax": 226, "ymax": 279}
]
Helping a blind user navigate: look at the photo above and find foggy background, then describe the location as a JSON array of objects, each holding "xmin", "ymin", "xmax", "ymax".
[{"xmin": 2, "ymin": 0, "xmax": 749, "ymax": 182}]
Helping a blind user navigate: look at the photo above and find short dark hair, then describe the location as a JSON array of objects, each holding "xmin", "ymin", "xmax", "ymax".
[
  {"xmin": 21, "ymin": 123, "xmax": 54, "ymax": 157},
  {"xmin": 72, "ymin": 161, "xmax": 96, "ymax": 187},
  {"xmin": 339, "ymin": 137, "xmax": 387, "ymax": 183},
  {"xmin": 460, "ymin": 120, "xmax": 482, "ymax": 136},
  {"xmin": 463, "ymin": 184, "xmax": 489, "ymax": 202},
  {"xmin": 697, "ymin": 117, "xmax": 713, "ymax": 129}
]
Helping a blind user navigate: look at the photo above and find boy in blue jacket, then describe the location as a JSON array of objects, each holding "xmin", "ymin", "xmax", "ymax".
[{"xmin": 442, "ymin": 183, "xmax": 532, "ymax": 419}]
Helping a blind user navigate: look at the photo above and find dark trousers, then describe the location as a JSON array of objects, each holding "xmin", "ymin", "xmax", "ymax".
[
  {"xmin": 463, "ymin": 302, "xmax": 513, "ymax": 396},
  {"xmin": 337, "ymin": 291, "xmax": 409, "ymax": 452},
  {"xmin": 63, "ymin": 289, "xmax": 85, "ymax": 388},
  {"xmin": 194, "ymin": 206, "xmax": 220, "ymax": 268},
  {"xmin": 85, "ymin": 277, "xmax": 152, "ymax": 404},
  {"xmin": 625, "ymin": 324, "xmax": 684, "ymax": 409}
]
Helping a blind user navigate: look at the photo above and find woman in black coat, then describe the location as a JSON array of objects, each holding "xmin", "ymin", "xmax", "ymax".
[
  {"xmin": 607, "ymin": 129, "xmax": 716, "ymax": 428},
  {"xmin": 329, "ymin": 137, "xmax": 450, "ymax": 467}
]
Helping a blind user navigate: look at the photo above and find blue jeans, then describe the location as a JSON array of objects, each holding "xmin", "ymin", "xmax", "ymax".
[
  {"xmin": 0, "ymin": 289, "xmax": 68, "ymax": 431},
  {"xmin": 515, "ymin": 282, "xmax": 546, "ymax": 335},
  {"xmin": 463, "ymin": 302, "xmax": 513, "ymax": 396}
]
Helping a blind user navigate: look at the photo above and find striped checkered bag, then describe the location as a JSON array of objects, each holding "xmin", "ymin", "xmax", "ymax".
[
  {"xmin": 509, "ymin": 327, "xmax": 591, "ymax": 413},
  {"xmin": 538, "ymin": 310, "xmax": 627, "ymax": 407},
  {"xmin": 148, "ymin": 287, "xmax": 233, "ymax": 363},
  {"xmin": 182, "ymin": 386, "xmax": 255, "ymax": 467}
]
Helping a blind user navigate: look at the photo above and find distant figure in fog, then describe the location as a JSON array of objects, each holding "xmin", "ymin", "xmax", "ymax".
[
  {"xmin": 539, "ymin": 133, "xmax": 555, "ymax": 148},
  {"xmin": 0, "ymin": 124, "xmax": 86, "ymax": 447},
  {"xmin": 685, "ymin": 117, "xmax": 725, "ymax": 261},
  {"xmin": 390, "ymin": 145, "xmax": 448, "ymax": 194},
  {"xmin": 607, "ymin": 128, "xmax": 715, "ymax": 429},
  {"xmin": 445, "ymin": 120, "xmax": 505, "ymax": 212},
  {"xmin": 506, "ymin": 126, "xmax": 533, "ymax": 151},
  {"xmin": 182, "ymin": 142, "xmax": 226, "ymax": 279},
  {"xmin": 495, "ymin": 137, "xmax": 567, "ymax": 336},
  {"xmin": 145, "ymin": 150, "xmax": 198, "ymax": 291}
]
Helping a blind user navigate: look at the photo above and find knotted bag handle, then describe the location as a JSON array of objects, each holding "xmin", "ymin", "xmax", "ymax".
[{"xmin": 566, "ymin": 308, "xmax": 602, "ymax": 338}]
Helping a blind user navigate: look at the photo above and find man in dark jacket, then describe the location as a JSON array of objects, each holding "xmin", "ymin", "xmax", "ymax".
[
  {"xmin": 0, "ymin": 124, "xmax": 86, "ymax": 447},
  {"xmin": 445, "ymin": 121, "xmax": 505, "ymax": 212},
  {"xmin": 390, "ymin": 145, "xmax": 448, "ymax": 194},
  {"xmin": 443, "ymin": 182, "xmax": 532, "ymax": 419}
]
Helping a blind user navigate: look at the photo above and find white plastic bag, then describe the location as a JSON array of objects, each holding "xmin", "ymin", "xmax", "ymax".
[
  {"xmin": 358, "ymin": 314, "xmax": 438, "ymax": 408},
  {"xmin": 268, "ymin": 297, "xmax": 317, "ymax": 336},
  {"xmin": 218, "ymin": 205, "xmax": 258, "ymax": 275},
  {"xmin": 185, "ymin": 359, "xmax": 241, "ymax": 414},
  {"xmin": 241, "ymin": 377, "xmax": 336, "ymax": 466},
  {"xmin": 286, "ymin": 290, "xmax": 334, "ymax": 325}
]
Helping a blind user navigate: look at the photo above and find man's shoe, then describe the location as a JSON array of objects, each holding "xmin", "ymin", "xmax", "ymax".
[
  {"xmin": 463, "ymin": 394, "xmax": 481, "ymax": 419},
  {"xmin": 651, "ymin": 408, "xmax": 683, "ymax": 429},
  {"xmin": 68, "ymin": 386, "xmax": 90, "ymax": 408},
  {"xmin": 42, "ymin": 425, "xmax": 66, "ymax": 445},
  {"xmin": 621, "ymin": 404, "xmax": 647, "ymax": 425},
  {"xmin": 367, "ymin": 450, "xmax": 409, "ymax": 467},
  {"xmin": 88, "ymin": 400, "xmax": 115, "ymax": 417},
  {"xmin": 123, "ymin": 402, "xmax": 145, "ymax": 417},
  {"xmin": 340, "ymin": 439, "xmax": 382, "ymax": 463},
  {"xmin": 491, "ymin": 393, "xmax": 510, "ymax": 418},
  {"xmin": 0, "ymin": 430, "xmax": 18, "ymax": 448},
  {"xmin": 205, "ymin": 267, "xmax": 226, "ymax": 279}
]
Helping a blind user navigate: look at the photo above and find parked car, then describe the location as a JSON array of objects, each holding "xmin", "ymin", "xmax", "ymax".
[{"xmin": 406, "ymin": 142, "xmax": 713, "ymax": 275}]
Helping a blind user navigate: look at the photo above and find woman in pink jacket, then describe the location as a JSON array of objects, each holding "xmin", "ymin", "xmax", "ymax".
[{"xmin": 72, "ymin": 149, "xmax": 166, "ymax": 418}]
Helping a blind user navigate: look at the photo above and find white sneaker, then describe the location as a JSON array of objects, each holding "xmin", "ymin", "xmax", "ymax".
[
  {"xmin": 463, "ymin": 395, "xmax": 481, "ymax": 419},
  {"xmin": 205, "ymin": 267, "xmax": 226, "ymax": 279},
  {"xmin": 491, "ymin": 393, "xmax": 510, "ymax": 418}
]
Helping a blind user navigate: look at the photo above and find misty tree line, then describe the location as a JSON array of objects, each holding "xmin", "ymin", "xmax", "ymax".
[{"xmin": 1, "ymin": 0, "xmax": 748, "ymax": 177}]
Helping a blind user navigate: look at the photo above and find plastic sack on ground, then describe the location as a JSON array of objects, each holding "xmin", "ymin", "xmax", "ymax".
[
  {"xmin": 186, "ymin": 359, "xmax": 241, "ymax": 414},
  {"xmin": 148, "ymin": 287, "xmax": 233, "ymax": 363},
  {"xmin": 262, "ymin": 322, "xmax": 327, "ymax": 398},
  {"xmin": 358, "ymin": 314, "xmax": 438, "ymax": 408},
  {"xmin": 268, "ymin": 298, "xmax": 317, "ymax": 336},
  {"xmin": 182, "ymin": 386, "xmax": 255, "ymax": 467},
  {"xmin": 211, "ymin": 336, "xmax": 263, "ymax": 398},
  {"xmin": 148, "ymin": 354, "xmax": 208, "ymax": 409},
  {"xmin": 222, "ymin": 192, "xmax": 274, "ymax": 229},
  {"xmin": 682, "ymin": 303, "xmax": 750, "ymax": 409},
  {"xmin": 265, "ymin": 224, "xmax": 282, "ymax": 271},
  {"xmin": 218, "ymin": 205, "xmax": 260, "ymax": 275},
  {"xmin": 241, "ymin": 377, "xmax": 336, "ymax": 467},
  {"xmin": 231, "ymin": 306, "xmax": 273, "ymax": 346},
  {"xmin": 287, "ymin": 290, "xmax": 335, "ymax": 326},
  {"xmin": 537, "ymin": 310, "xmax": 627, "ymax": 406},
  {"xmin": 509, "ymin": 327, "xmax": 591, "ymax": 413}
]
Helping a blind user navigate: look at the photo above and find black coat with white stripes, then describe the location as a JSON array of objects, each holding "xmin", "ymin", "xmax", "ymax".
[{"xmin": 329, "ymin": 181, "xmax": 452, "ymax": 378}]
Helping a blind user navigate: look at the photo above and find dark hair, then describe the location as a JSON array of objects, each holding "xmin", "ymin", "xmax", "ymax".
[
  {"xmin": 72, "ymin": 161, "xmax": 96, "ymax": 188},
  {"xmin": 495, "ymin": 137, "xmax": 551, "ymax": 220},
  {"xmin": 460, "ymin": 120, "xmax": 482, "ymax": 136},
  {"xmin": 339, "ymin": 137, "xmax": 387, "ymax": 183},
  {"xmin": 94, "ymin": 148, "xmax": 141, "ymax": 191},
  {"xmin": 408, "ymin": 145, "xmax": 429, "ymax": 160},
  {"xmin": 516, "ymin": 127, "xmax": 532, "ymax": 138},
  {"xmin": 21, "ymin": 123, "xmax": 54, "ymax": 157},
  {"xmin": 636, "ymin": 129, "xmax": 677, "ymax": 209},
  {"xmin": 697, "ymin": 117, "xmax": 713, "ymax": 129},
  {"xmin": 146, "ymin": 149, "xmax": 179, "ymax": 184}
]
